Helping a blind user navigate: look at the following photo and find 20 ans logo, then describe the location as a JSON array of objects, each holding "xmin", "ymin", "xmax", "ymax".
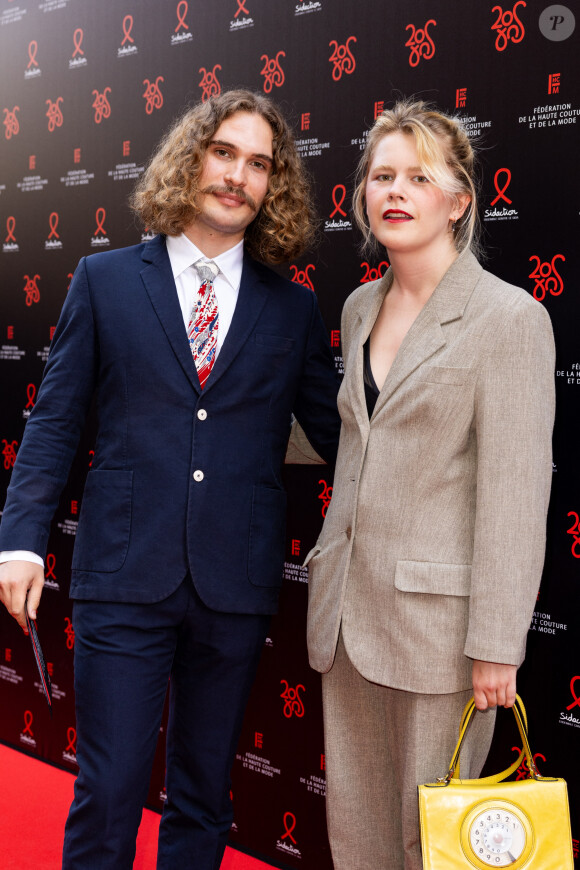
[
  {"xmin": 260, "ymin": 51, "xmax": 285, "ymax": 93},
  {"xmin": 3, "ymin": 107, "xmax": 20, "ymax": 140},
  {"xmin": 491, "ymin": 1, "xmax": 526, "ymax": 51}
]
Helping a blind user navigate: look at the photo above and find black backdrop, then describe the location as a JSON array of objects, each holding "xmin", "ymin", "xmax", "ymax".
[{"xmin": 0, "ymin": 1, "xmax": 578, "ymax": 867}]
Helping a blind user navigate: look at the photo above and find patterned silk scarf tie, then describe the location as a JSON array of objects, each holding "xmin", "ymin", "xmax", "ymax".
[{"xmin": 188, "ymin": 259, "xmax": 219, "ymax": 389}]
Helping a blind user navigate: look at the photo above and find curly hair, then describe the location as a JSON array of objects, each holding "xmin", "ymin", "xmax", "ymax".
[
  {"xmin": 352, "ymin": 99, "xmax": 482, "ymax": 257},
  {"xmin": 130, "ymin": 90, "xmax": 316, "ymax": 264}
]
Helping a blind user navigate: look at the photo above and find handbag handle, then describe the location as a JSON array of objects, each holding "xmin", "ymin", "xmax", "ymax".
[{"xmin": 440, "ymin": 694, "xmax": 540, "ymax": 785}]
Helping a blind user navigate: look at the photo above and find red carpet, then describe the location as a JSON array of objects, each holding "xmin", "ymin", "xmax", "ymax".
[{"xmin": 0, "ymin": 744, "xmax": 274, "ymax": 869}]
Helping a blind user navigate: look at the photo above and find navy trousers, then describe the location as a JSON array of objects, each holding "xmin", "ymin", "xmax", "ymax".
[{"xmin": 62, "ymin": 576, "xmax": 270, "ymax": 870}]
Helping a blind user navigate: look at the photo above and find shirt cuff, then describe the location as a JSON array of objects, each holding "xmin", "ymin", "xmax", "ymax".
[{"xmin": 0, "ymin": 551, "xmax": 44, "ymax": 567}]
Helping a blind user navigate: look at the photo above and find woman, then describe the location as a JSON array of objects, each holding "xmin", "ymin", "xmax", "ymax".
[{"xmin": 305, "ymin": 101, "xmax": 555, "ymax": 869}]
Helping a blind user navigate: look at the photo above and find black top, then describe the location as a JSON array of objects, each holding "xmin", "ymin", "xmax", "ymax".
[{"xmin": 363, "ymin": 336, "xmax": 380, "ymax": 418}]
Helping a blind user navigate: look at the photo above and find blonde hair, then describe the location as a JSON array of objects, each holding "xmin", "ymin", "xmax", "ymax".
[
  {"xmin": 352, "ymin": 99, "xmax": 480, "ymax": 256},
  {"xmin": 130, "ymin": 90, "xmax": 316, "ymax": 264}
]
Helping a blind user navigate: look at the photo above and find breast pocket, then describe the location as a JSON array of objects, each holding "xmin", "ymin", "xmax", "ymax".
[
  {"xmin": 254, "ymin": 333, "xmax": 296, "ymax": 353},
  {"xmin": 417, "ymin": 366, "xmax": 470, "ymax": 386}
]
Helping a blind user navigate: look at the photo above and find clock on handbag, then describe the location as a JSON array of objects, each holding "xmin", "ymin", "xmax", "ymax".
[{"xmin": 460, "ymin": 799, "xmax": 533, "ymax": 868}]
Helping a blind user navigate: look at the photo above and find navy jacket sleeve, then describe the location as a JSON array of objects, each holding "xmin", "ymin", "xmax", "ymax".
[{"xmin": 292, "ymin": 292, "xmax": 341, "ymax": 466}]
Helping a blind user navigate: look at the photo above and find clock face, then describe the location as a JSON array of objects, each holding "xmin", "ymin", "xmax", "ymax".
[{"xmin": 461, "ymin": 801, "xmax": 533, "ymax": 869}]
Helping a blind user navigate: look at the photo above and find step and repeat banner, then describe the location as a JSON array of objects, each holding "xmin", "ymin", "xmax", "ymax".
[{"xmin": 0, "ymin": 0, "xmax": 578, "ymax": 866}]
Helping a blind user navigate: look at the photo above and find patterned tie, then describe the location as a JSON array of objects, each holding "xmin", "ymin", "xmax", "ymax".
[{"xmin": 188, "ymin": 259, "xmax": 219, "ymax": 389}]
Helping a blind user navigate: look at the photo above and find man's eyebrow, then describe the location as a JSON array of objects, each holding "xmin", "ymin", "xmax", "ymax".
[{"xmin": 209, "ymin": 139, "xmax": 273, "ymax": 166}]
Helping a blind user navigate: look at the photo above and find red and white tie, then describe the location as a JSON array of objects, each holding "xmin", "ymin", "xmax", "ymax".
[{"xmin": 188, "ymin": 259, "xmax": 219, "ymax": 389}]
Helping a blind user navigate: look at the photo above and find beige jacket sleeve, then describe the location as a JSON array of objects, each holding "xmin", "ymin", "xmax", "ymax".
[{"xmin": 465, "ymin": 299, "xmax": 555, "ymax": 665}]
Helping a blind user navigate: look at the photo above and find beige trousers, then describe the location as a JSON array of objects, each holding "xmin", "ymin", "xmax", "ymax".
[{"xmin": 322, "ymin": 631, "xmax": 496, "ymax": 870}]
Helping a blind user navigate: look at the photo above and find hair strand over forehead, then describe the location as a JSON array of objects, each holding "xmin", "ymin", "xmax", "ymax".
[
  {"xmin": 352, "ymin": 98, "xmax": 481, "ymax": 257},
  {"xmin": 130, "ymin": 89, "xmax": 317, "ymax": 264}
]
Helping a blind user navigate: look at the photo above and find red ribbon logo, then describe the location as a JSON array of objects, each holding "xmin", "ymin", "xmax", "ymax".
[
  {"xmin": 121, "ymin": 15, "xmax": 134, "ymax": 45},
  {"xmin": 23, "ymin": 710, "xmax": 34, "ymax": 737},
  {"xmin": 405, "ymin": 19, "xmax": 436, "ymax": 67},
  {"xmin": 142, "ymin": 77, "xmax": 164, "ymax": 114},
  {"xmin": 491, "ymin": 168, "xmax": 513, "ymax": 205},
  {"xmin": 566, "ymin": 676, "xmax": 580, "ymax": 710},
  {"xmin": 3, "ymin": 107, "xmax": 20, "ymax": 140},
  {"xmin": 281, "ymin": 812, "xmax": 297, "ymax": 843},
  {"xmin": 27, "ymin": 40, "xmax": 39, "ymax": 69},
  {"xmin": 46, "ymin": 97, "xmax": 64, "ymax": 132},
  {"xmin": 23, "ymin": 275, "xmax": 41, "ymax": 306},
  {"xmin": 94, "ymin": 208, "xmax": 107, "ymax": 237},
  {"xmin": 92, "ymin": 88, "xmax": 112, "ymax": 124},
  {"xmin": 289, "ymin": 264, "xmax": 315, "ymax": 292},
  {"xmin": 235, "ymin": 0, "xmax": 249, "ymax": 17},
  {"xmin": 2, "ymin": 440, "xmax": 18, "ymax": 470},
  {"xmin": 25, "ymin": 384, "xmax": 36, "ymax": 409},
  {"xmin": 328, "ymin": 36, "xmax": 357, "ymax": 81},
  {"xmin": 199, "ymin": 65, "xmax": 222, "ymax": 102},
  {"xmin": 48, "ymin": 212, "xmax": 60, "ymax": 240},
  {"xmin": 318, "ymin": 479, "xmax": 332, "ymax": 517},
  {"xmin": 72, "ymin": 28, "xmax": 84, "ymax": 58},
  {"xmin": 64, "ymin": 617, "xmax": 75, "ymax": 650},
  {"xmin": 175, "ymin": 0, "xmax": 189, "ymax": 32},
  {"xmin": 528, "ymin": 254, "xmax": 565, "ymax": 302},
  {"xmin": 45, "ymin": 553, "xmax": 57, "ymax": 581},
  {"xmin": 491, "ymin": 2, "xmax": 526, "ymax": 51},
  {"xmin": 330, "ymin": 184, "xmax": 347, "ymax": 218},
  {"xmin": 260, "ymin": 51, "xmax": 285, "ymax": 93},
  {"xmin": 65, "ymin": 727, "xmax": 77, "ymax": 753},
  {"xmin": 5, "ymin": 216, "xmax": 16, "ymax": 243}
]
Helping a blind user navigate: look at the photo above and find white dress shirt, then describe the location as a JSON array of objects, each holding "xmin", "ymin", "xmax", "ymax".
[{"xmin": 0, "ymin": 233, "xmax": 244, "ymax": 568}]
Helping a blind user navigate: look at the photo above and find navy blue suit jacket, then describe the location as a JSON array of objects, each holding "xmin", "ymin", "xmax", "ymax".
[{"xmin": 0, "ymin": 235, "xmax": 340, "ymax": 614}]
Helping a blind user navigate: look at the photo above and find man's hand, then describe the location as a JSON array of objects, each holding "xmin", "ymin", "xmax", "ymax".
[
  {"xmin": 472, "ymin": 659, "xmax": 517, "ymax": 711},
  {"xmin": 0, "ymin": 561, "xmax": 45, "ymax": 632}
]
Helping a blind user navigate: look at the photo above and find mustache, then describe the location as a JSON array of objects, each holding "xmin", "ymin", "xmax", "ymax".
[{"xmin": 201, "ymin": 184, "xmax": 257, "ymax": 212}]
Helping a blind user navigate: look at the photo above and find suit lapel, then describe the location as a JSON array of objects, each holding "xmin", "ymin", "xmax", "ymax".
[
  {"xmin": 140, "ymin": 234, "xmax": 201, "ymax": 393},
  {"xmin": 345, "ymin": 271, "xmax": 392, "ymax": 434},
  {"xmin": 348, "ymin": 249, "xmax": 483, "ymax": 423},
  {"xmin": 375, "ymin": 249, "xmax": 483, "ymax": 416}
]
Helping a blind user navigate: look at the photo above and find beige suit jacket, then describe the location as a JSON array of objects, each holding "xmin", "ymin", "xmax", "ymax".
[{"xmin": 306, "ymin": 249, "xmax": 555, "ymax": 694}]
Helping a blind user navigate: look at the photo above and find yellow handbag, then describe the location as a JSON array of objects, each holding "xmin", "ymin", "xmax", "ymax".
[{"xmin": 418, "ymin": 695, "xmax": 574, "ymax": 869}]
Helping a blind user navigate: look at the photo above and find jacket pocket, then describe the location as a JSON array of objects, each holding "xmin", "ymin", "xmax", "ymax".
[
  {"xmin": 72, "ymin": 469, "xmax": 133, "ymax": 573},
  {"xmin": 248, "ymin": 485, "xmax": 287, "ymax": 587},
  {"xmin": 395, "ymin": 560, "xmax": 471, "ymax": 596},
  {"xmin": 254, "ymin": 333, "xmax": 295, "ymax": 352},
  {"xmin": 303, "ymin": 544, "xmax": 321, "ymax": 567}
]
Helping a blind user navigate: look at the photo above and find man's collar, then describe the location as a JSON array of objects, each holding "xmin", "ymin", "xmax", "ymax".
[{"xmin": 165, "ymin": 233, "xmax": 244, "ymax": 289}]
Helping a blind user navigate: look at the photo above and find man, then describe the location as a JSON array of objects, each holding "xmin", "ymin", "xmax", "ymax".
[{"xmin": 0, "ymin": 89, "xmax": 340, "ymax": 869}]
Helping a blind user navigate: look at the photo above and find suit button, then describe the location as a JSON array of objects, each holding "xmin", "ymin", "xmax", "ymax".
[
  {"xmin": 193, "ymin": 470, "xmax": 204, "ymax": 482},
  {"xmin": 197, "ymin": 409, "xmax": 207, "ymax": 420},
  {"xmin": 345, "ymin": 526, "xmax": 352, "ymax": 540}
]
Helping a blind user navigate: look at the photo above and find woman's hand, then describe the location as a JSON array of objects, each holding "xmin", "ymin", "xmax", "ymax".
[{"xmin": 472, "ymin": 660, "xmax": 517, "ymax": 710}]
